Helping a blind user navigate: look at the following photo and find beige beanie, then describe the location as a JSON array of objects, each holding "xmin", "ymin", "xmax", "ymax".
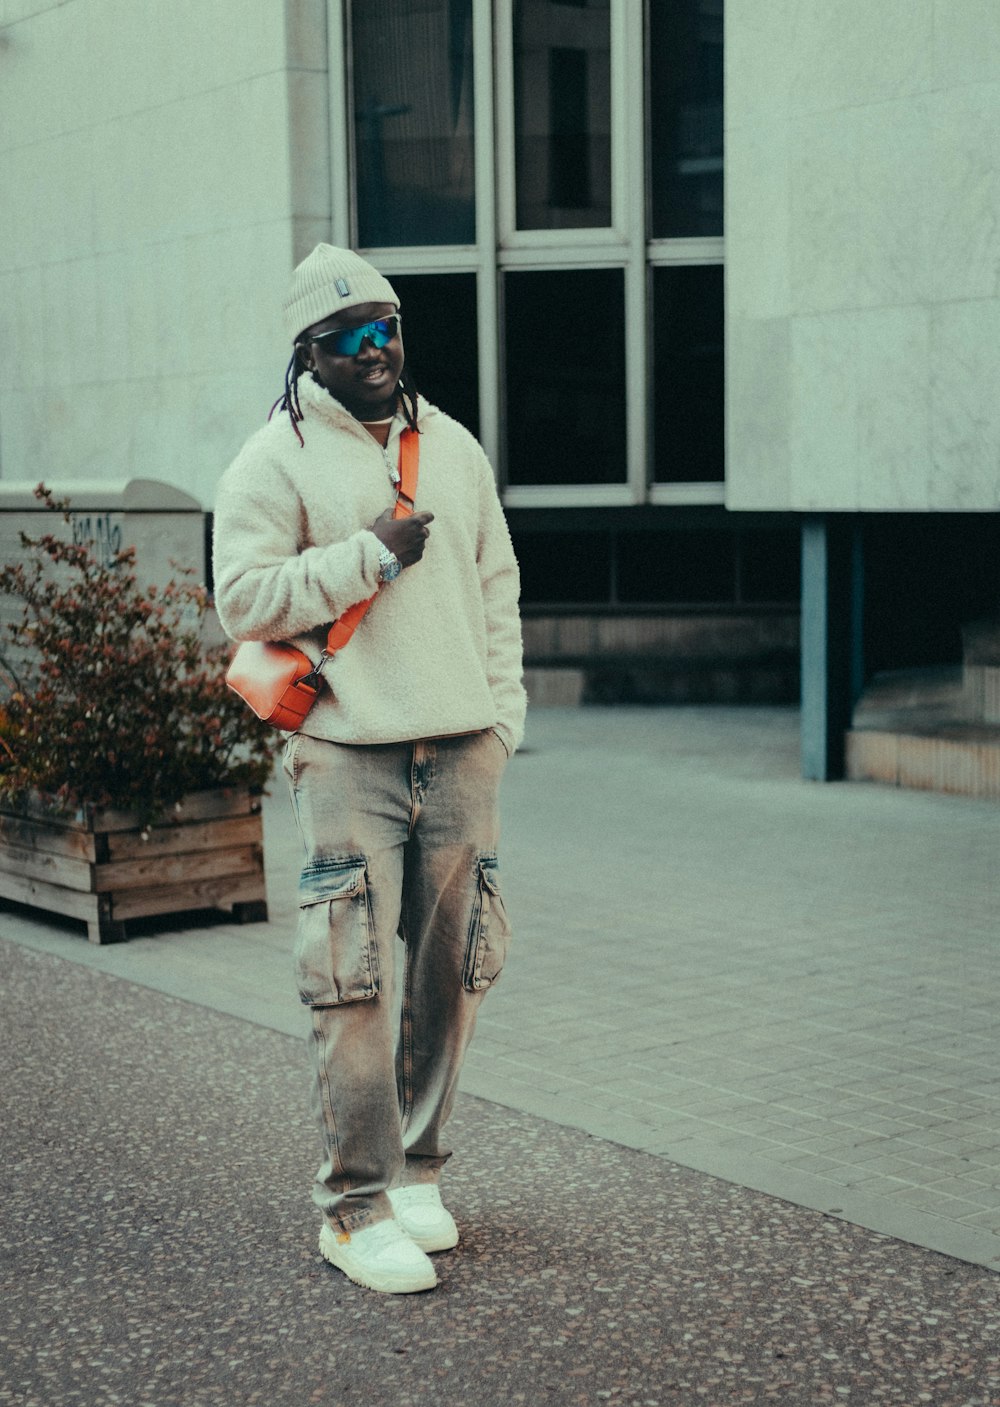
[{"xmin": 283, "ymin": 245, "xmax": 399, "ymax": 343}]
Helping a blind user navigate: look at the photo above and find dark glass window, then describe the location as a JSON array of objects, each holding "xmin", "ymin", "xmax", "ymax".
[
  {"xmin": 652, "ymin": 264, "xmax": 724, "ymax": 483},
  {"xmin": 512, "ymin": 529, "xmax": 613, "ymax": 604},
  {"xmin": 617, "ymin": 528, "xmax": 736, "ymax": 603},
  {"xmin": 648, "ymin": 0, "xmax": 724, "ymax": 238},
  {"xmin": 390, "ymin": 274, "xmax": 479, "ymax": 438},
  {"xmin": 513, "ymin": 0, "xmax": 612, "ymax": 229},
  {"xmin": 739, "ymin": 530, "xmax": 801, "ymax": 603},
  {"xmin": 351, "ymin": 0, "xmax": 475, "ymax": 246},
  {"xmin": 504, "ymin": 268, "xmax": 627, "ymax": 485}
]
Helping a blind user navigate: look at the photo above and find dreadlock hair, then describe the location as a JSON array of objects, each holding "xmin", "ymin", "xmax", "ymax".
[
  {"xmin": 397, "ymin": 364, "xmax": 420, "ymax": 432},
  {"xmin": 268, "ymin": 347, "xmax": 421, "ymax": 447},
  {"xmin": 269, "ymin": 344, "xmax": 309, "ymax": 447}
]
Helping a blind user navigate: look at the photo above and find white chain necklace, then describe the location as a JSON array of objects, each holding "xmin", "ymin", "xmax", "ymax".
[
  {"xmin": 382, "ymin": 441, "xmax": 400, "ymax": 487},
  {"xmin": 361, "ymin": 415, "xmax": 400, "ymax": 486}
]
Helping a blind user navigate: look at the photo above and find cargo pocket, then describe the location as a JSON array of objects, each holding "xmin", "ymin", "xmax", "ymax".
[
  {"xmin": 294, "ymin": 858, "xmax": 381, "ymax": 1007},
  {"xmin": 462, "ymin": 855, "xmax": 511, "ymax": 992}
]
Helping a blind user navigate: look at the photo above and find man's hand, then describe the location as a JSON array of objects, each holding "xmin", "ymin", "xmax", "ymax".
[{"xmin": 371, "ymin": 509, "xmax": 434, "ymax": 567}]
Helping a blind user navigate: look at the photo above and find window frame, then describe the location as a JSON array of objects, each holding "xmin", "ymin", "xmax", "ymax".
[
  {"xmin": 494, "ymin": 0, "xmax": 630, "ymax": 249},
  {"xmin": 327, "ymin": 0, "xmax": 724, "ymax": 508},
  {"xmin": 647, "ymin": 244, "xmax": 726, "ymax": 505}
]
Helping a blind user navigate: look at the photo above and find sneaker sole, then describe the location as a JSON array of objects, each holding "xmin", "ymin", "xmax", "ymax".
[{"xmin": 318, "ymin": 1225, "xmax": 438, "ymax": 1294}]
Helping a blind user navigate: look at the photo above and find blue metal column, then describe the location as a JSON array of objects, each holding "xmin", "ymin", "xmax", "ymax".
[{"xmin": 800, "ymin": 516, "xmax": 864, "ymax": 781}]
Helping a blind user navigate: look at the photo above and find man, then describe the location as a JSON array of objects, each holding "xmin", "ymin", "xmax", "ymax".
[{"xmin": 213, "ymin": 245, "xmax": 526, "ymax": 1293}]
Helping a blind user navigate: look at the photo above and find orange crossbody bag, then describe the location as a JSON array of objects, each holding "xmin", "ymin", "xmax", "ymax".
[{"xmin": 225, "ymin": 426, "xmax": 418, "ymax": 732}]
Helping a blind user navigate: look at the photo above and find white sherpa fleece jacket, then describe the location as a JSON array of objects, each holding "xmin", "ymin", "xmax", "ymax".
[{"xmin": 213, "ymin": 376, "xmax": 527, "ymax": 756}]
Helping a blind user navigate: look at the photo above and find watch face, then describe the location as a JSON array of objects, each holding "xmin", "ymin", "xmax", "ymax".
[{"xmin": 379, "ymin": 547, "xmax": 402, "ymax": 581}]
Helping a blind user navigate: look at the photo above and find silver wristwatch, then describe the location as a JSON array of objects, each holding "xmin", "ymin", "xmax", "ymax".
[{"xmin": 377, "ymin": 543, "xmax": 402, "ymax": 582}]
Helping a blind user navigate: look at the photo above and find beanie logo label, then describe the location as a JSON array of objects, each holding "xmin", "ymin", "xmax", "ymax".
[{"xmin": 335, "ymin": 278, "xmax": 351, "ymax": 297}]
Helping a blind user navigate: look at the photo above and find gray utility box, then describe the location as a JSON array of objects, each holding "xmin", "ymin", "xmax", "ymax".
[{"xmin": 0, "ymin": 478, "xmax": 206, "ymax": 646}]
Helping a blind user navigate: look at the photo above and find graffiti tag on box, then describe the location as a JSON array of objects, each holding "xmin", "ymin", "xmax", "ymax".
[{"xmin": 71, "ymin": 512, "xmax": 124, "ymax": 568}]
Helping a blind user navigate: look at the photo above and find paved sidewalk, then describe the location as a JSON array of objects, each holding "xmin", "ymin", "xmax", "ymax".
[{"xmin": 3, "ymin": 706, "xmax": 999, "ymax": 1273}]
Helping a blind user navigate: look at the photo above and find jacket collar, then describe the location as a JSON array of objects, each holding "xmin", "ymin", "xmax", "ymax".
[{"xmin": 295, "ymin": 373, "xmax": 433, "ymax": 438}]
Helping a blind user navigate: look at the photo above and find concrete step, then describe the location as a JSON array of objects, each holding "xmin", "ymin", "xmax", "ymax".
[
  {"xmin": 848, "ymin": 665, "xmax": 1000, "ymax": 799},
  {"xmin": 965, "ymin": 664, "xmax": 1000, "ymax": 725},
  {"xmin": 524, "ymin": 660, "xmax": 799, "ymax": 708},
  {"xmin": 962, "ymin": 618, "xmax": 1000, "ymax": 724},
  {"xmin": 846, "ymin": 722, "xmax": 1000, "ymax": 800},
  {"xmin": 851, "ymin": 665, "xmax": 967, "ymax": 726},
  {"xmin": 522, "ymin": 609, "xmax": 800, "ymax": 707}
]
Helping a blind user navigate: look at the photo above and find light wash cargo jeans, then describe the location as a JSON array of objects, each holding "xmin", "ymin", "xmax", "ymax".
[{"xmin": 282, "ymin": 728, "xmax": 511, "ymax": 1233}]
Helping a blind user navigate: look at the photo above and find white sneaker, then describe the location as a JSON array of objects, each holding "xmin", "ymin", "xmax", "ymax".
[
  {"xmin": 318, "ymin": 1218, "xmax": 438, "ymax": 1294},
  {"xmin": 387, "ymin": 1184, "xmax": 460, "ymax": 1253}
]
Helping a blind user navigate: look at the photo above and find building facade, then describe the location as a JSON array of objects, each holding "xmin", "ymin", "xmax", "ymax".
[{"xmin": 1, "ymin": 0, "xmax": 997, "ymax": 777}]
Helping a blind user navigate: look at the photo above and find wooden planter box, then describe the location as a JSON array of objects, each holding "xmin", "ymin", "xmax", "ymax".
[{"xmin": 0, "ymin": 787, "xmax": 267, "ymax": 944}]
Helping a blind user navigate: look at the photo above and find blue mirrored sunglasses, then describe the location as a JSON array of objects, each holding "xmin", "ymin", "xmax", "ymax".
[{"xmin": 306, "ymin": 314, "xmax": 401, "ymax": 358}]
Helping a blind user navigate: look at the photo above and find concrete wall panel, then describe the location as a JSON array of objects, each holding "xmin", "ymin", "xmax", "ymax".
[
  {"xmin": 725, "ymin": 315, "xmax": 791, "ymax": 510},
  {"xmin": 787, "ymin": 313, "xmax": 858, "ymax": 510},
  {"xmin": 727, "ymin": 0, "xmax": 1000, "ymax": 511},
  {"xmin": 933, "ymin": 0, "xmax": 1000, "ymax": 88},
  {"xmin": 0, "ymin": 0, "xmax": 328, "ymax": 505},
  {"xmin": 785, "ymin": 0, "xmax": 933, "ymax": 115},
  {"xmin": 724, "ymin": 122, "xmax": 790, "ymax": 321},
  {"xmin": 930, "ymin": 299, "xmax": 1000, "ymax": 509},
  {"xmin": 928, "ymin": 82, "xmax": 1000, "ymax": 304}
]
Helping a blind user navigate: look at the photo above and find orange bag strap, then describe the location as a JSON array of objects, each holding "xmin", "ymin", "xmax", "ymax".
[
  {"xmin": 321, "ymin": 426, "xmax": 419, "ymax": 657},
  {"xmin": 393, "ymin": 426, "xmax": 418, "ymax": 517}
]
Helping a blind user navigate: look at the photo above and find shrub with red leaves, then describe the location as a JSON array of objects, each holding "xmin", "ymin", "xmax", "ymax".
[{"xmin": 0, "ymin": 486, "xmax": 274, "ymax": 824}]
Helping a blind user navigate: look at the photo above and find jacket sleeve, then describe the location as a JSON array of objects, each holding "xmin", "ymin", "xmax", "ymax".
[
  {"xmin": 474, "ymin": 448, "xmax": 527, "ymax": 756},
  {"xmin": 212, "ymin": 443, "xmax": 383, "ymax": 644}
]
